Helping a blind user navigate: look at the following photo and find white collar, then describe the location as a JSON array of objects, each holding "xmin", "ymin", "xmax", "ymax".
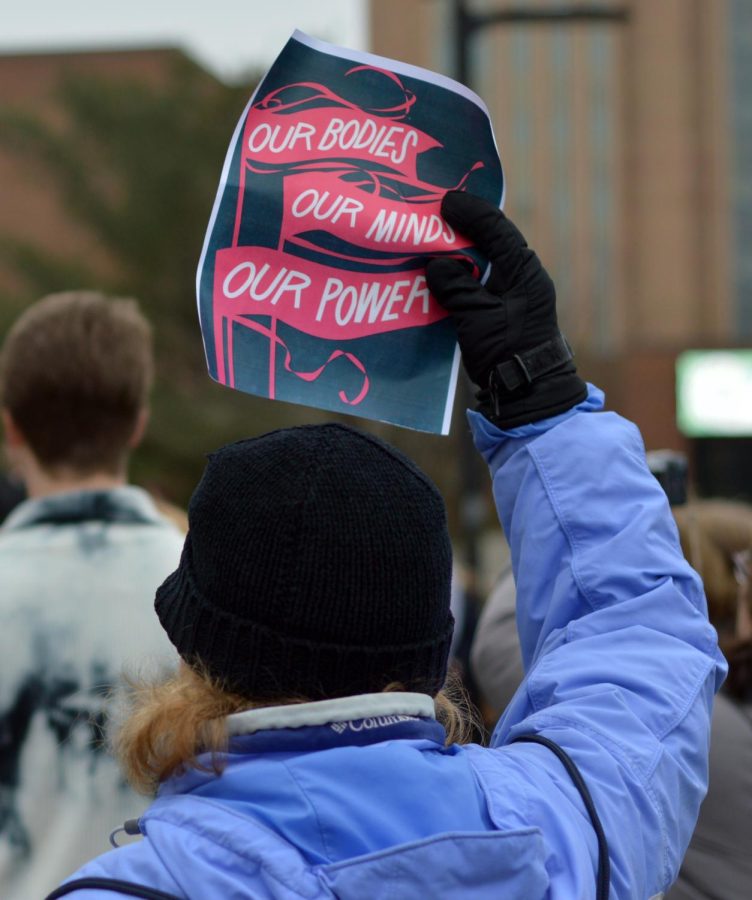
[{"xmin": 227, "ymin": 692, "xmax": 435, "ymax": 736}]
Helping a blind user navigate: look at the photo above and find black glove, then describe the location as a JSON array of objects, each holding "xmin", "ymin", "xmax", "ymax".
[{"xmin": 425, "ymin": 191, "xmax": 587, "ymax": 428}]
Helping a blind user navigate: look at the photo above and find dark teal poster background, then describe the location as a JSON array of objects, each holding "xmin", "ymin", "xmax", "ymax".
[{"xmin": 197, "ymin": 32, "xmax": 503, "ymax": 433}]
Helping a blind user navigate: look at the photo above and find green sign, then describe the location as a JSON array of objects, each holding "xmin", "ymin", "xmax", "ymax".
[{"xmin": 676, "ymin": 350, "xmax": 752, "ymax": 437}]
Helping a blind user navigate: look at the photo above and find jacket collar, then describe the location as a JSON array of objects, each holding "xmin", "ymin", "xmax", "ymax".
[
  {"xmin": 2, "ymin": 485, "xmax": 164, "ymax": 531},
  {"xmin": 227, "ymin": 692, "xmax": 436, "ymax": 736},
  {"xmin": 157, "ymin": 694, "xmax": 446, "ymax": 798},
  {"xmin": 217, "ymin": 693, "xmax": 445, "ymax": 756}
]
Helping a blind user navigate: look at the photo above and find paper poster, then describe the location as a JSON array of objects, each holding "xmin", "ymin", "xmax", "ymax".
[{"xmin": 197, "ymin": 31, "xmax": 504, "ymax": 433}]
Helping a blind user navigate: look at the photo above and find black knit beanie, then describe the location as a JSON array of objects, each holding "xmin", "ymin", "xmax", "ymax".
[{"xmin": 155, "ymin": 423, "xmax": 454, "ymax": 700}]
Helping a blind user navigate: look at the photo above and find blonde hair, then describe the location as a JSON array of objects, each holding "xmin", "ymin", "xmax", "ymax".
[
  {"xmin": 114, "ymin": 664, "xmax": 479, "ymax": 795},
  {"xmin": 672, "ymin": 500, "xmax": 752, "ymax": 625},
  {"xmin": 672, "ymin": 500, "xmax": 752, "ymax": 699}
]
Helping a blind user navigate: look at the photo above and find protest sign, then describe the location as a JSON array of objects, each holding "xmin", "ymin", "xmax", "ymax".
[{"xmin": 197, "ymin": 31, "xmax": 504, "ymax": 433}]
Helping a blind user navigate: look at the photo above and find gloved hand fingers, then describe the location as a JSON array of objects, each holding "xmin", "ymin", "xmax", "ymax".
[
  {"xmin": 440, "ymin": 191, "xmax": 529, "ymax": 287},
  {"xmin": 425, "ymin": 257, "xmax": 501, "ymax": 314}
]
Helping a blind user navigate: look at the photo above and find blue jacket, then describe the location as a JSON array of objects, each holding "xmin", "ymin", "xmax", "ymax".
[{"xmin": 59, "ymin": 390, "xmax": 726, "ymax": 898}]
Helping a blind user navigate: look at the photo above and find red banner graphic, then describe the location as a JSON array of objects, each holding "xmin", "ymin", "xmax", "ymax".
[
  {"xmin": 213, "ymin": 246, "xmax": 452, "ymax": 402},
  {"xmin": 242, "ymin": 106, "xmax": 439, "ymax": 176},
  {"xmin": 281, "ymin": 171, "xmax": 474, "ymax": 258}
]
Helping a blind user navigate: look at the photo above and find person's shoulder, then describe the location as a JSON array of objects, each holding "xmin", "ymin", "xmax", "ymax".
[
  {"xmin": 54, "ymin": 838, "xmax": 181, "ymax": 899},
  {"xmin": 102, "ymin": 486, "xmax": 186, "ymax": 553},
  {"xmin": 0, "ymin": 510, "xmax": 64, "ymax": 578},
  {"xmin": 120, "ymin": 488, "xmax": 185, "ymax": 536},
  {"xmin": 149, "ymin": 497, "xmax": 188, "ymax": 535}
]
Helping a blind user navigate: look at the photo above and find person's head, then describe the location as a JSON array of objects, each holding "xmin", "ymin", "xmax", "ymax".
[
  {"xmin": 118, "ymin": 424, "xmax": 466, "ymax": 792},
  {"xmin": 0, "ymin": 291, "xmax": 153, "ymax": 489},
  {"xmin": 672, "ymin": 500, "xmax": 752, "ymax": 701}
]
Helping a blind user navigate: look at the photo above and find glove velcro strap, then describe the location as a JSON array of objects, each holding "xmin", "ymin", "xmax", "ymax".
[{"xmin": 489, "ymin": 333, "xmax": 574, "ymax": 411}]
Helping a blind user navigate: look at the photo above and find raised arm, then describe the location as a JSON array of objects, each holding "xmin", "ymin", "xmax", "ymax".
[{"xmin": 427, "ymin": 194, "xmax": 727, "ymax": 897}]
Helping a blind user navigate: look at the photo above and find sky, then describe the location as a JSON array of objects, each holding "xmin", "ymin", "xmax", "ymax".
[{"xmin": 0, "ymin": 0, "xmax": 369, "ymax": 81}]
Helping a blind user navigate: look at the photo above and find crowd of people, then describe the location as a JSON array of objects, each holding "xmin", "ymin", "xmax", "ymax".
[{"xmin": 0, "ymin": 191, "xmax": 744, "ymax": 898}]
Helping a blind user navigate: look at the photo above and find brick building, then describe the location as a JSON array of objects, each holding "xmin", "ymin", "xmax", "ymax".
[
  {"xmin": 370, "ymin": 0, "xmax": 752, "ymax": 496},
  {"xmin": 0, "ymin": 46, "xmax": 214, "ymax": 310}
]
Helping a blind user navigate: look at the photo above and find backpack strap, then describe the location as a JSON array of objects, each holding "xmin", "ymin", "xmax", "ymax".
[
  {"xmin": 513, "ymin": 733, "xmax": 610, "ymax": 900},
  {"xmin": 45, "ymin": 877, "xmax": 182, "ymax": 900}
]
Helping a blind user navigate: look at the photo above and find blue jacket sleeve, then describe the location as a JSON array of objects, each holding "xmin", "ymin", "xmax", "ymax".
[{"xmin": 470, "ymin": 385, "xmax": 727, "ymax": 898}]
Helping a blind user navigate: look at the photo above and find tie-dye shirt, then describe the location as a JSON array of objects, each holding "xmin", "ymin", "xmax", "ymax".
[{"xmin": 0, "ymin": 486, "xmax": 183, "ymax": 900}]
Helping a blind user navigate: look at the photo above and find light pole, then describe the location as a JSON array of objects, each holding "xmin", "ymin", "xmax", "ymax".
[{"xmin": 454, "ymin": 0, "xmax": 629, "ymax": 84}]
